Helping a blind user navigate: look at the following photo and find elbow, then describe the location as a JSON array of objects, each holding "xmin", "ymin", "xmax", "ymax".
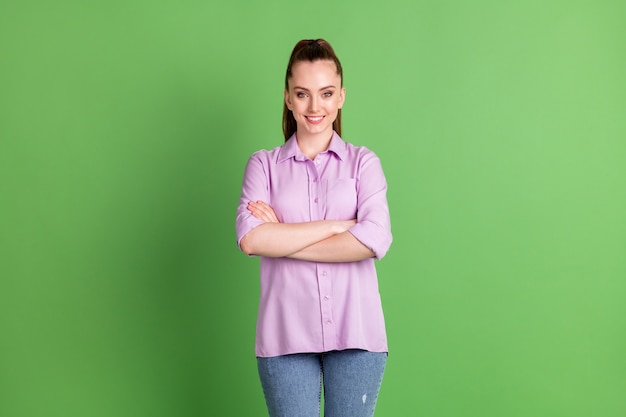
[
  {"xmin": 240, "ymin": 235, "xmax": 255, "ymax": 256},
  {"xmin": 373, "ymin": 233, "xmax": 393, "ymax": 260},
  {"xmin": 351, "ymin": 222, "xmax": 392, "ymax": 260},
  {"xmin": 239, "ymin": 224, "xmax": 271, "ymax": 257}
]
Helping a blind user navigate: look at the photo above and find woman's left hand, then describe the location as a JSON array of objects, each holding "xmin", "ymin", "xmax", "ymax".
[{"xmin": 247, "ymin": 200, "xmax": 280, "ymax": 223}]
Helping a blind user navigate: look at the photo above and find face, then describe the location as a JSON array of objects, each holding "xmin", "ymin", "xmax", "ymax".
[{"xmin": 285, "ymin": 60, "xmax": 345, "ymax": 140}]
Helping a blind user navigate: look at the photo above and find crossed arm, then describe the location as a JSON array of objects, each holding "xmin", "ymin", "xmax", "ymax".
[{"xmin": 239, "ymin": 201, "xmax": 375, "ymax": 262}]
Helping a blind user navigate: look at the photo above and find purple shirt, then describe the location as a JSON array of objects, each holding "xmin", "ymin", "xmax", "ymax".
[{"xmin": 236, "ymin": 132, "xmax": 392, "ymax": 357}]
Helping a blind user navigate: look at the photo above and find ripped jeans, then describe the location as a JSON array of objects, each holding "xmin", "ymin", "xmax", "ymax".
[{"xmin": 257, "ymin": 349, "xmax": 387, "ymax": 417}]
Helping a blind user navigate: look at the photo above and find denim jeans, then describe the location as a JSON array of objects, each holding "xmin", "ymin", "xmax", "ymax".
[{"xmin": 257, "ymin": 349, "xmax": 387, "ymax": 417}]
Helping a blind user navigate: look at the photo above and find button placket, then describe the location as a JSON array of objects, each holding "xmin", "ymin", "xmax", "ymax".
[
  {"xmin": 309, "ymin": 158, "xmax": 323, "ymax": 218},
  {"xmin": 307, "ymin": 160, "xmax": 321, "ymax": 221},
  {"xmin": 318, "ymin": 268, "xmax": 335, "ymax": 350}
]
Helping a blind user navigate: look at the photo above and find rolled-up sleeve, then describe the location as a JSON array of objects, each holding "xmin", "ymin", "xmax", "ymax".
[
  {"xmin": 235, "ymin": 152, "xmax": 267, "ymax": 251},
  {"xmin": 348, "ymin": 150, "xmax": 392, "ymax": 259}
]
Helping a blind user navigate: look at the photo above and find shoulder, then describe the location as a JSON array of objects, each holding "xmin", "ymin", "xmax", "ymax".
[
  {"xmin": 247, "ymin": 142, "xmax": 285, "ymax": 164},
  {"xmin": 329, "ymin": 131, "xmax": 380, "ymax": 163},
  {"xmin": 341, "ymin": 140, "xmax": 382, "ymax": 165}
]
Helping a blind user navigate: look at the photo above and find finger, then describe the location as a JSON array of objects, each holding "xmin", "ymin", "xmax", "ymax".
[
  {"xmin": 248, "ymin": 202, "xmax": 276, "ymax": 223},
  {"xmin": 249, "ymin": 201, "xmax": 279, "ymax": 223},
  {"xmin": 255, "ymin": 201, "xmax": 279, "ymax": 223}
]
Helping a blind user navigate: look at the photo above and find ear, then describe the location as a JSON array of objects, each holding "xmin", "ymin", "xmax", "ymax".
[
  {"xmin": 338, "ymin": 87, "xmax": 346, "ymax": 109},
  {"xmin": 284, "ymin": 89, "xmax": 292, "ymax": 110}
]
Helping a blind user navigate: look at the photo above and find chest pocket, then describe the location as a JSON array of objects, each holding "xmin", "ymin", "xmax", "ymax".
[{"xmin": 324, "ymin": 178, "xmax": 357, "ymax": 220}]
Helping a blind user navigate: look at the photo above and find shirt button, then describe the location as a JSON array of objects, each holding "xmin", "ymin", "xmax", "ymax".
[
  {"xmin": 314, "ymin": 197, "xmax": 318, "ymax": 203},
  {"xmin": 324, "ymin": 295, "xmax": 330, "ymax": 301},
  {"xmin": 322, "ymin": 271, "xmax": 327, "ymax": 276},
  {"xmin": 325, "ymin": 319, "xmax": 333, "ymax": 325}
]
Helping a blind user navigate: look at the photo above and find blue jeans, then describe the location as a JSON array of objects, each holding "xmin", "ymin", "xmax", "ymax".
[{"xmin": 257, "ymin": 349, "xmax": 387, "ymax": 417}]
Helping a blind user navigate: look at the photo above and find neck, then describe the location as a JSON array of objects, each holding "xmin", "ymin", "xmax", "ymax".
[{"xmin": 296, "ymin": 130, "xmax": 334, "ymax": 160}]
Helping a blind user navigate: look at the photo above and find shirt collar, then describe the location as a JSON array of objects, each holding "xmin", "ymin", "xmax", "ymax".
[{"xmin": 278, "ymin": 131, "xmax": 346, "ymax": 163}]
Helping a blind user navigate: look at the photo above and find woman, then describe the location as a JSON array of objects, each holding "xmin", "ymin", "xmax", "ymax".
[{"xmin": 236, "ymin": 39, "xmax": 392, "ymax": 417}]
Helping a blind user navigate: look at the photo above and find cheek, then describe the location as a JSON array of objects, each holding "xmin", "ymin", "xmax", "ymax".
[
  {"xmin": 295, "ymin": 102, "xmax": 305, "ymax": 113},
  {"xmin": 293, "ymin": 104, "xmax": 307, "ymax": 115}
]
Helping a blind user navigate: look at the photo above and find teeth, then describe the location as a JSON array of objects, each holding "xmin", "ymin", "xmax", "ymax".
[{"xmin": 308, "ymin": 116, "xmax": 323, "ymax": 122}]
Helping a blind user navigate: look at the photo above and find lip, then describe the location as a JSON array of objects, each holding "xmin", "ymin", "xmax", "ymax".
[{"xmin": 305, "ymin": 115, "xmax": 325, "ymax": 124}]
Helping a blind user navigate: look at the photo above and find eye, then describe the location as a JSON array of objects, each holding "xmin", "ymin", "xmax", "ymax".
[
  {"xmin": 323, "ymin": 91, "xmax": 333, "ymax": 97},
  {"xmin": 296, "ymin": 92, "xmax": 308, "ymax": 98}
]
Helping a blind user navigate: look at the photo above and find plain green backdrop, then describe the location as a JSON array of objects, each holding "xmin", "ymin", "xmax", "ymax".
[{"xmin": 1, "ymin": 0, "xmax": 625, "ymax": 416}]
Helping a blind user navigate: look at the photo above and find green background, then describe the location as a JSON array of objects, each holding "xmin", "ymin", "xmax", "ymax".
[{"xmin": 1, "ymin": 0, "xmax": 625, "ymax": 416}]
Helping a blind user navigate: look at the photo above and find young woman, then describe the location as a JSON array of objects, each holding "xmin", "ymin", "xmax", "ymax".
[{"xmin": 236, "ymin": 39, "xmax": 392, "ymax": 417}]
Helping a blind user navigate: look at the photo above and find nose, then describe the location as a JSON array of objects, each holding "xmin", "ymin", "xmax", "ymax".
[{"xmin": 309, "ymin": 96, "xmax": 320, "ymax": 112}]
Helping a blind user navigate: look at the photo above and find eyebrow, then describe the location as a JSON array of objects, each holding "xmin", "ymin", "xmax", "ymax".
[{"xmin": 293, "ymin": 85, "xmax": 337, "ymax": 91}]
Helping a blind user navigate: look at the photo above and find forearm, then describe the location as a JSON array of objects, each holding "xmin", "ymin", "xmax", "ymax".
[
  {"xmin": 288, "ymin": 231, "xmax": 375, "ymax": 263},
  {"xmin": 240, "ymin": 220, "xmax": 350, "ymax": 257}
]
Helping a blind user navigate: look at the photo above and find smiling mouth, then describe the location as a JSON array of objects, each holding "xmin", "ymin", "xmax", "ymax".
[{"xmin": 306, "ymin": 116, "xmax": 324, "ymax": 123}]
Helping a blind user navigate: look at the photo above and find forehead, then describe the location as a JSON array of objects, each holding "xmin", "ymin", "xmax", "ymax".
[{"xmin": 288, "ymin": 60, "xmax": 341, "ymax": 88}]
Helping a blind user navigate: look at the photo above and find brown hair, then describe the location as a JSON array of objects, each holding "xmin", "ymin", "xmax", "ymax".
[{"xmin": 282, "ymin": 39, "xmax": 344, "ymax": 141}]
